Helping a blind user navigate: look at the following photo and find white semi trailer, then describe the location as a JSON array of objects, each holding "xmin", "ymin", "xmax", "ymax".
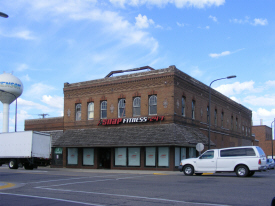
[{"xmin": 0, "ymin": 131, "xmax": 51, "ymax": 170}]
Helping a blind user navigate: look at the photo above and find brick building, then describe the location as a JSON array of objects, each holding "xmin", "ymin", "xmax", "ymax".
[
  {"xmin": 252, "ymin": 125, "xmax": 275, "ymax": 159},
  {"xmin": 25, "ymin": 65, "xmax": 253, "ymax": 171}
]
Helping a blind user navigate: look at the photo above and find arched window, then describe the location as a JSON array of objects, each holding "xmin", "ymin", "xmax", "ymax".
[
  {"xmin": 75, "ymin": 104, "xmax": 81, "ymax": 121},
  {"xmin": 101, "ymin": 101, "xmax": 107, "ymax": 119},
  {"xmin": 133, "ymin": 97, "xmax": 141, "ymax": 116},
  {"xmin": 214, "ymin": 109, "xmax": 217, "ymax": 126},
  {"xmin": 221, "ymin": 112, "xmax": 224, "ymax": 127},
  {"xmin": 182, "ymin": 97, "xmax": 185, "ymax": 116},
  {"xmin": 191, "ymin": 100, "xmax": 195, "ymax": 119},
  {"xmin": 149, "ymin": 95, "xmax": 157, "ymax": 115},
  {"xmin": 87, "ymin": 102, "xmax": 94, "ymax": 120},
  {"xmin": 118, "ymin": 99, "xmax": 126, "ymax": 117}
]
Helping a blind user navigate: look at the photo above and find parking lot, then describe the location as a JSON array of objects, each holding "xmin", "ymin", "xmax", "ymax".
[{"xmin": 0, "ymin": 166, "xmax": 274, "ymax": 206}]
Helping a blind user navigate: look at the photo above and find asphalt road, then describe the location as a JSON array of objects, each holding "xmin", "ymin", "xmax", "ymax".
[{"xmin": 0, "ymin": 166, "xmax": 274, "ymax": 206}]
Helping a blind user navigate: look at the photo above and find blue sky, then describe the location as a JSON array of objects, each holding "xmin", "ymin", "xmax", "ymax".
[{"xmin": 0, "ymin": 0, "xmax": 275, "ymax": 132}]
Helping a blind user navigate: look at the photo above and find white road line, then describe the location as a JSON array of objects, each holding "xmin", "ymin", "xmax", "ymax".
[
  {"xmin": 0, "ymin": 192, "xmax": 105, "ymax": 206},
  {"xmin": 37, "ymin": 175, "xmax": 151, "ymax": 188},
  {"xmin": 36, "ymin": 187, "xmax": 230, "ymax": 206}
]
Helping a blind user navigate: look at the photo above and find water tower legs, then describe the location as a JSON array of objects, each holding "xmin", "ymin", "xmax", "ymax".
[{"xmin": 2, "ymin": 103, "xmax": 9, "ymax": 133}]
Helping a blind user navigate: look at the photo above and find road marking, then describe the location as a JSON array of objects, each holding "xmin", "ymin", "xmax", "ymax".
[
  {"xmin": 36, "ymin": 187, "xmax": 229, "ymax": 206},
  {"xmin": 0, "ymin": 183, "xmax": 15, "ymax": 189},
  {"xmin": 0, "ymin": 192, "xmax": 104, "ymax": 206},
  {"xmin": 202, "ymin": 173, "xmax": 213, "ymax": 175},
  {"xmin": 153, "ymin": 173, "xmax": 168, "ymax": 175}
]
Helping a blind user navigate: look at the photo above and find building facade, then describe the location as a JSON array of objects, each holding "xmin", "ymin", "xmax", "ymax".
[
  {"xmin": 25, "ymin": 65, "xmax": 253, "ymax": 170},
  {"xmin": 252, "ymin": 125, "xmax": 275, "ymax": 158}
]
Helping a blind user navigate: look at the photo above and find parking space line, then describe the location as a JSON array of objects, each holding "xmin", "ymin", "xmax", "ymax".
[
  {"xmin": 0, "ymin": 192, "xmax": 104, "ymax": 206},
  {"xmin": 36, "ymin": 187, "xmax": 229, "ymax": 206},
  {"xmin": 0, "ymin": 183, "xmax": 15, "ymax": 190}
]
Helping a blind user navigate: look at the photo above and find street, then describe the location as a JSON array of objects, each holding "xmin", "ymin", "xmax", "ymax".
[{"xmin": 0, "ymin": 166, "xmax": 274, "ymax": 206}]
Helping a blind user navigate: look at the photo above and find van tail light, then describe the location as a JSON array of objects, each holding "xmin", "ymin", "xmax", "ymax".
[{"xmin": 258, "ymin": 159, "xmax": 261, "ymax": 165}]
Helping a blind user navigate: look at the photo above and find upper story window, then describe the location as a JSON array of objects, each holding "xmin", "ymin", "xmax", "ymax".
[
  {"xmin": 87, "ymin": 102, "xmax": 94, "ymax": 120},
  {"xmin": 182, "ymin": 97, "xmax": 186, "ymax": 116},
  {"xmin": 75, "ymin": 104, "xmax": 81, "ymax": 121},
  {"xmin": 191, "ymin": 100, "xmax": 195, "ymax": 119},
  {"xmin": 118, "ymin": 99, "xmax": 126, "ymax": 118},
  {"xmin": 214, "ymin": 109, "xmax": 217, "ymax": 126},
  {"xmin": 133, "ymin": 97, "xmax": 141, "ymax": 116},
  {"xmin": 101, "ymin": 101, "xmax": 107, "ymax": 119},
  {"xmin": 236, "ymin": 118, "xmax": 238, "ymax": 131},
  {"xmin": 149, "ymin": 95, "xmax": 157, "ymax": 115},
  {"xmin": 231, "ymin": 116, "xmax": 234, "ymax": 130}
]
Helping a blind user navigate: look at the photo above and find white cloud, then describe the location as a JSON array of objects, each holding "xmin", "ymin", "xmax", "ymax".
[
  {"xmin": 9, "ymin": 30, "xmax": 36, "ymax": 40},
  {"xmin": 229, "ymin": 96, "xmax": 241, "ymax": 103},
  {"xmin": 42, "ymin": 95, "xmax": 64, "ymax": 109},
  {"xmin": 214, "ymin": 81, "xmax": 256, "ymax": 96},
  {"xmin": 243, "ymin": 95, "xmax": 275, "ymax": 106},
  {"xmin": 190, "ymin": 66, "xmax": 204, "ymax": 78},
  {"xmin": 135, "ymin": 14, "xmax": 154, "ymax": 29},
  {"xmin": 252, "ymin": 18, "xmax": 268, "ymax": 26},
  {"xmin": 18, "ymin": 98, "xmax": 50, "ymax": 111},
  {"xmin": 25, "ymin": 83, "xmax": 56, "ymax": 98},
  {"xmin": 209, "ymin": 51, "xmax": 231, "ymax": 58},
  {"xmin": 16, "ymin": 64, "xmax": 29, "ymax": 72},
  {"xmin": 21, "ymin": 74, "xmax": 31, "ymax": 82},
  {"xmin": 265, "ymin": 80, "xmax": 275, "ymax": 87},
  {"xmin": 230, "ymin": 16, "xmax": 268, "ymax": 26},
  {"xmin": 177, "ymin": 22, "xmax": 185, "ymax": 27},
  {"xmin": 209, "ymin": 15, "xmax": 218, "ymax": 22},
  {"xmin": 109, "ymin": 0, "xmax": 225, "ymax": 8},
  {"xmin": 252, "ymin": 108, "xmax": 275, "ymax": 125}
]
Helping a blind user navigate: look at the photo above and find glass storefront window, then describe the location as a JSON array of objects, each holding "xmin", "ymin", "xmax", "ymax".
[
  {"xmin": 189, "ymin": 147, "xmax": 196, "ymax": 158},
  {"xmin": 128, "ymin": 148, "xmax": 140, "ymax": 166},
  {"xmin": 158, "ymin": 147, "xmax": 169, "ymax": 167},
  {"xmin": 145, "ymin": 147, "xmax": 156, "ymax": 166},
  {"xmin": 175, "ymin": 147, "xmax": 186, "ymax": 166},
  {"xmin": 83, "ymin": 148, "xmax": 94, "ymax": 166},
  {"xmin": 115, "ymin": 148, "xmax": 127, "ymax": 166},
  {"xmin": 67, "ymin": 148, "xmax": 78, "ymax": 165}
]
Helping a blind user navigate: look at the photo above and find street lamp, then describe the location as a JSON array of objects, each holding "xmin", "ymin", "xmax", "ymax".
[
  {"xmin": 271, "ymin": 120, "xmax": 274, "ymax": 159},
  {"xmin": 208, "ymin": 75, "xmax": 237, "ymax": 149},
  {"xmin": 0, "ymin": 89, "xmax": 18, "ymax": 132},
  {"xmin": 0, "ymin": 12, "xmax": 8, "ymax": 18}
]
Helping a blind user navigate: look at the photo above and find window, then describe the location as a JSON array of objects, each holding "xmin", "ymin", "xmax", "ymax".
[
  {"xmin": 214, "ymin": 109, "xmax": 217, "ymax": 126},
  {"xmin": 133, "ymin": 97, "xmax": 141, "ymax": 116},
  {"xmin": 115, "ymin": 148, "xmax": 127, "ymax": 166},
  {"xmin": 67, "ymin": 148, "xmax": 78, "ymax": 165},
  {"xmin": 149, "ymin": 95, "xmax": 157, "ymax": 115},
  {"xmin": 200, "ymin": 151, "xmax": 214, "ymax": 159},
  {"xmin": 182, "ymin": 97, "xmax": 186, "ymax": 116},
  {"xmin": 87, "ymin": 102, "xmax": 94, "ymax": 120},
  {"xmin": 175, "ymin": 147, "xmax": 186, "ymax": 166},
  {"xmin": 191, "ymin": 100, "xmax": 195, "ymax": 119},
  {"xmin": 221, "ymin": 112, "xmax": 224, "ymax": 127},
  {"xmin": 118, "ymin": 99, "xmax": 126, "ymax": 117},
  {"xmin": 145, "ymin": 147, "xmax": 156, "ymax": 166},
  {"xmin": 236, "ymin": 118, "xmax": 238, "ymax": 131},
  {"xmin": 128, "ymin": 147, "xmax": 140, "ymax": 166},
  {"xmin": 100, "ymin": 101, "xmax": 107, "ymax": 119},
  {"xmin": 220, "ymin": 148, "xmax": 256, "ymax": 157},
  {"xmin": 158, "ymin": 147, "xmax": 169, "ymax": 167},
  {"xmin": 75, "ymin": 104, "xmax": 81, "ymax": 121},
  {"xmin": 189, "ymin": 147, "xmax": 196, "ymax": 158},
  {"xmin": 83, "ymin": 148, "xmax": 94, "ymax": 166},
  {"xmin": 231, "ymin": 116, "xmax": 233, "ymax": 130}
]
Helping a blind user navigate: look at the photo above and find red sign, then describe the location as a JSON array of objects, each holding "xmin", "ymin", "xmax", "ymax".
[{"xmin": 98, "ymin": 116, "xmax": 164, "ymax": 126}]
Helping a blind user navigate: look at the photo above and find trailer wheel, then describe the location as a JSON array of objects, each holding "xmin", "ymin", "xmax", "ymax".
[{"xmin": 9, "ymin": 159, "xmax": 18, "ymax": 169}]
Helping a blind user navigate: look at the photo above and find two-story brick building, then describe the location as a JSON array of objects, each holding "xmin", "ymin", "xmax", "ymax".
[{"xmin": 25, "ymin": 65, "xmax": 253, "ymax": 171}]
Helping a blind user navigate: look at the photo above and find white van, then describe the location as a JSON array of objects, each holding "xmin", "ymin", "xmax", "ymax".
[{"xmin": 178, "ymin": 146, "xmax": 267, "ymax": 177}]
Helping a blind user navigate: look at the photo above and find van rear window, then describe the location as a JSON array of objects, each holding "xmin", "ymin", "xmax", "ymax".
[{"xmin": 220, "ymin": 148, "xmax": 256, "ymax": 157}]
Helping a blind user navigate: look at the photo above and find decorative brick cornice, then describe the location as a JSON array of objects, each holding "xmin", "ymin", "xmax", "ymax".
[
  {"xmin": 148, "ymin": 90, "xmax": 157, "ymax": 95},
  {"xmin": 87, "ymin": 97, "xmax": 94, "ymax": 102},
  {"xmin": 118, "ymin": 94, "xmax": 126, "ymax": 99},
  {"xmin": 132, "ymin": 92, "xmax": 141, "ymax": 97},
  {"xmin": 100, "ymin": 95, "xmax": 107, "ymax": 101}
]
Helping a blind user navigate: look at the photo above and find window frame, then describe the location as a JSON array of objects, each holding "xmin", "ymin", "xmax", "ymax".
[
  {"xmin": 182, "ymin": 97, "xmax": 186, "ymax": 117},
  {"xmin": 191, "ymin": 100, "xmax": 195, "ymax": 119},
  {"xmin": 87, "ymin": 102, "xmax": 94, "ymax": 120},
  {"xmin": 118, "ymin": 99, "xmax": 126, "ymax": 118},
  {"xmin": 75, "ymin": 103, "xmax": 81, "ymax": 121},
  {"xmin": 133, "ymin": 97, "xmax": 141, "ymax": 116},
  {"xmin": 149, "ymin": 95, "xmax": 157, "ymax": 115},
  {"xmin": 100, "ymin": 101, "xmax": 107, "ymax": 119}
]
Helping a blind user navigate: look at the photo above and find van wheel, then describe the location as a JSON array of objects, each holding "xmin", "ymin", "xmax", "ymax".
[
  {"xmin": 236, "ymin": 165, "xmax": 248, "ymax": 177},
  {"xmin": 183, "ymin": 165, "xmax": 194, "ymax": 176},
  {"xmin": 9, "ymin": 159, "xmax": 18, "ymax": 169}
]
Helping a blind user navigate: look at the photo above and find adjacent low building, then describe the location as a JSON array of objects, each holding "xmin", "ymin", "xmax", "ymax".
[{"xmin": 25, "ymin": 65, "xmax": 253, "ymax": 170}]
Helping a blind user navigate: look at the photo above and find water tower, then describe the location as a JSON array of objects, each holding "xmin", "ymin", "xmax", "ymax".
[{"xmin": 0, "ymin": 73, "xmax": 23, "ymax": 133}]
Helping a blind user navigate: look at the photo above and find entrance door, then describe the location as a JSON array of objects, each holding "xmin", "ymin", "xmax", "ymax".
[{"xmin": 98, "ymin": 148, "xmax": 111, "ymax": 169}]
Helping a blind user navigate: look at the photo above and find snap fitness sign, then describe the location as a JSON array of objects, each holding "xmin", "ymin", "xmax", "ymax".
[{"xmin": 97, "ymin": 116, "xmax": 165, "ymax": 126}]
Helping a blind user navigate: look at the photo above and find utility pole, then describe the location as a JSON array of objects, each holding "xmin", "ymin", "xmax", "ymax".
[{"xmin": 38, "ymin": 114, "xmax": 49, "ymax": 118}]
